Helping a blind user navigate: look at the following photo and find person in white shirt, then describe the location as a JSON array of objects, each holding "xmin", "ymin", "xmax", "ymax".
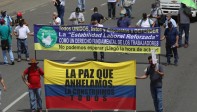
[
  {"xmin": 14, "ymin": 19, "xmax": 34, "ymax": 62},
  {"xmin": 69, "ymin": 7, "xmax": 85, "ymax": 25},
  {"xmin": 52, "ymin": 12, "xmax": 61, "ymax": 25},
  {"xmin": 149, "ymin": 3, "xmax": 162, "ymax": 27},
  {"xmin": 136, "ymin": 13, "xmax": 155, "ymax": 27},
  {"xmin": 120, "ymin": 0, "xmax": 136, "ymax": 18},
  {"xmin": 164, "ymin": 13, "xmax": 177, "ymax": 28}
]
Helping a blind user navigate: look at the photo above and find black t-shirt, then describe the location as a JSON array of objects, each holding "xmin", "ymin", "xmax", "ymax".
[
  {"xmin": 146, "ymin": 64, "xmax": 164, "ymax": 88},
  {"xmin": 91, "ymin": 13, "xmax": 104, "ymax": 23}
]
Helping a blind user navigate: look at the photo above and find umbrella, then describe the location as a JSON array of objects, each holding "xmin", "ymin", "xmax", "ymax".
[{"xmin": 179, "ymin": 0, "xmax": 197, "ymax": 9}]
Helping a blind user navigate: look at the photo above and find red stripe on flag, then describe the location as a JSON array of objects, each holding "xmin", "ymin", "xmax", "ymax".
[{"xmin": 46, "ymin": 96, "xmax": 136, "ymax": 110}]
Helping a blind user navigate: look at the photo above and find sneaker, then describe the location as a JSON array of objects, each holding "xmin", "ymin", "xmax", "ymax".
[
  {"xmin": 174, "ymin": 63, "xmax": 178, "ymax": 66},
  {"xmin": 3, "ymin": 62, "xmax": 8, "ymax": 65},
  {"xmin": 11, "ymin": 61, "xmax": 15, "ymax": 65},
  {"xmin": 184, "ymin": 44, "xmax": 188, "ymax": 48},
  {"xmin": 17, "ymin": 58, "xmax": 21, "ymax": 62},
  {"xmin": 26, "ymin": 58, "xmax": 30, "ymax": 61}
]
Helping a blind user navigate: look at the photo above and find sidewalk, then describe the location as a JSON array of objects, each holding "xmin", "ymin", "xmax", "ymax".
[{"xmin": 0, "ymin": 0, "xmax": 50, "ymax": 16}]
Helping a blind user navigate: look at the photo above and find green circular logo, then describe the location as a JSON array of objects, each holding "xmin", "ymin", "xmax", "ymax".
[{"xmin": 37, "ymin": 26, "xmax": 57, "ymax": 48}]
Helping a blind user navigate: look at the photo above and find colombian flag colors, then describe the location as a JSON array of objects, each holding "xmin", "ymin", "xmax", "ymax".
[{"xmin": 44, "ymin": 59, "xmax": 136, "ymax": 110}]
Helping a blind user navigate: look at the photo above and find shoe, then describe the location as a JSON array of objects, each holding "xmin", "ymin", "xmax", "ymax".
[
  {"xmin": 108, "ymin": 17, "xmax": 112, "ymax": 20},
  {"xmin": 184, "ymin": 44, "xmax": 188, "ymax": 48},
  {"xmin": 178, "ymin": 44, "xmax": 182, "ymax": 48},
  {"xmin": 11, "ymin": 61, "xmax": 15, "ymax": 65},
  {"xmin": 174, "ymin": 63, "xmax": 178, "ymax": 66},
  {"xmin": 3, "ymin": 62, "xmax": 8, "ymax": 65},
  {"xmin": 26, "ymin": 58, "xmax": 30, "ymax": 61},
  {"xmin": 17, "ymin": 58, "xmax": 21, "ymax": 62},
  {"xmin": 165, "ymin": 62, "xmax": 171, "ymax": 66}
]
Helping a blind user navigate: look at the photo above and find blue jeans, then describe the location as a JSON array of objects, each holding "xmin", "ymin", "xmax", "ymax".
[
  {"xmin": 59, "ymin": 5, "xmax": 65, "ymax": 25},
  {"xmin": 29, "ymin": 88, "xmax": 42, "ymax": 111},
  {"xmin": 108, "ymin": 2, "xmax": 116, "ymax": 18},
  {"xmin": 2, "ymin": 45, "xmax": 14, "ymax": 63},
  {"xmin": 124, "ymin": 6, "xmax": 132, "ymax": 18},
  {"xmin": 78, "ymin": 0, "xmax": 85, "ymax": 11},
  {"xmin": 150, "ymin": 86, "xmax": 163, "ymax": 112},
  {"xmin": 17, "ymin": 39, "xmax": 29, "ymax": 59},
  {"xmin": 179, "ymin": 23, "xmax": 190, "ymax": 46},
  {"xmin": 166, "ymin": 45, "xmax": 178, "ymax": 64}
]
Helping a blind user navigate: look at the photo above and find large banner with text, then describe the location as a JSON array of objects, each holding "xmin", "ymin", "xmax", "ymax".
[
  {"xmin": 35, "ymin": 25, "xmax": 160, "ymax": 54},
  {"xmin": 44, "ymin": 59, "xmax": 136, "ymax": 110}
]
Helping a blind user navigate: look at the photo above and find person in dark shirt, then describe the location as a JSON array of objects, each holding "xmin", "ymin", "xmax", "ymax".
[
  {"xmin": 91, "ymin": 7, "xmax": 104, "ymax": 24},
  {"xmin": 117, "ymin": 8, "xmax": 131, "ymax": 28},
  {"xmin": 136, "ymin": 56, "xmax": 164, "ymax": 112},
  {"xmin": 161, "ymin": 21, "xmax": 179, "ymax": 66}
]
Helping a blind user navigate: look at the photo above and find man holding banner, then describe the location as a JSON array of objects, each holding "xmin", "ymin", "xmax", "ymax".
[{"xmin": 136, "ymin": 56, "xmax": 164, "ymax": 112}]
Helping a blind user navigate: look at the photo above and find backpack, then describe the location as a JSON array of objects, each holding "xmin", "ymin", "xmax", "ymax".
[
  {"xmin": 123, "ymin": 0, "xmax": 133, "ymax": 7},
  {"xmin": 157, "ymin": 8, "xmax": 166, "ymax": 26},
  {"xmin": 0, "ymin": 15, "xmax": 13, "ymax": 26},
  {"xmin": 183, "ymin": 7, "xmax": 192, "ymax": 17},
  {"xmin": 139, "ymin": 18, "xmax": 152, "ymax": 27}
]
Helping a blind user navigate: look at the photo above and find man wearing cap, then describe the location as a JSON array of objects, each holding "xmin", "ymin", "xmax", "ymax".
[
  {"xmin": 0, "ymin": 19, "xmax": 15, "ymax": 65},
  {"xmin": 117, "ymin": 8, "xmax": 131, "ymax": 27},
  {"xmin": 69, "ymin": 7, "xmax": 85, "ymax": 25},
  {"xmin": 22, "ymin": 59, "xmax": 44, "ymax": 112},
  {"xmin": 14, "ymin": 19, "xmax": 34, "ymax": 62},
  {"xmin": 161, "ymin": 21, "xmax": 179, "ymax": 66},
  {"xmin": 14, "ymin": 12, "xmax": 28, "ymax": 26}
]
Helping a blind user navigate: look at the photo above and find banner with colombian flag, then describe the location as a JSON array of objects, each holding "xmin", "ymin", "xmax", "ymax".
[{"xmin": 44, "ymin": 59, "xmax": 136, "ymax": 110}]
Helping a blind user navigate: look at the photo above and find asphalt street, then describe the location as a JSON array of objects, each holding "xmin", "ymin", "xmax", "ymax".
[{"xmin": 0, "ymin": 0, "xmax": 197, "ymax": 112}]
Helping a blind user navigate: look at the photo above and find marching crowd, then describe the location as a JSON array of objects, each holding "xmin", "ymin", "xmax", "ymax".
[{"xmin": 0, "ymin": 0, "xmax": 193, "ymax": 112}]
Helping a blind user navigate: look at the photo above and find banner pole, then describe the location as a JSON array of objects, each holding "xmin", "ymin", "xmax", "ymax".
[{"xmin": 35, "ymin": 50, "xmax": 37, "ymax": 60}]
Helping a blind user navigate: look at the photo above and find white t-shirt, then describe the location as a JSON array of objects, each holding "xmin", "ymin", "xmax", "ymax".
[
  {"xmin": 60, "ymin": 0, "xmax": 65, "ymax": 6},
  {"xmin": 108, "ymin": 0, "xmax": 117, "ymax": 2},
  {"xmin": 53, "ymin": 17, "xmax": 61, "ymax": 25},
  {"xmin": 136, "ymin": 18, "xmax": 154, "ymax": 27},
  {"xmin": 69, "ymin": 12, "xmax": 85, "ymax": 25},
  {"xmin": 14, "ymin": 25, "xmax": 30, "ymax": 39},
  {"xmin": 94, "ymin": 24, "xmax": 104, "ymax": 27},
  {"xmin": 165, "ymin": 18, "xmax": 177, "ymax": 28}
]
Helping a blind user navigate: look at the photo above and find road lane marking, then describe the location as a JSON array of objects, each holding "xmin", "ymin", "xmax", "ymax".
[
  {"xmin": 30, "ymin": 8, "xmax": 35, "ymax": 12},
  {"xmin": 2, "ymin": 92, "xmax": 28, "ymax": 112},
  {"xmin": 100, "ymin": 3, "xmax": 107, "ymax": 6},
  {"xmin": 65, "ymin": 57, "xmax": 76, "ymax": 64}
]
